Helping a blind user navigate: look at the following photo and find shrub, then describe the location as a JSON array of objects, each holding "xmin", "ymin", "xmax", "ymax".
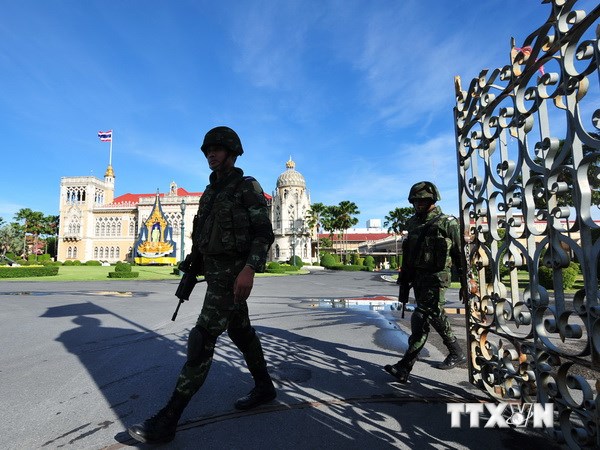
[
  {"xmin": 280, "ymin": 264, "xmax": 300, "ymax": 271},
  {"xmin": 108, "ymin": 271, "xmax": 139, "ymax": 278},
  {"xmin": 108, "ymin": 261, "xmax": 138, "ymax": 278},
  {"xmin": 266, "ymin": 262, "xmax": 285, "ymax": 274},
  {"xmin": 363, "ymin": 256, "xmax": 375, "ymax": 271},
  {"xmin": 114, "ymin": 262, "xmax": 132, "ymax": 273},
  {"xmin": 329, "ymin": 264, "xmax": 366, "ymax": 271},
  {"xmin": 85, "ymin": 260, "xmax": 102, "ymax": 266},
  {"xmin": 320, "ymin": 253, "xmax": 336, "ymax": 268},
  {"xmin": 288, "ymin": 255, "xmax": 303, "ymax": 267},
  {"xmin": 0, "ymin": 266, "xmax": 59, "ymax": 278},
  {"xmin": 538, "ymin": 262, "xmax": 580, "ymax": 290}
]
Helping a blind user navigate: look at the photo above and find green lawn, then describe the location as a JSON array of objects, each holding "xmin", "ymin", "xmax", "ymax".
[
  {"xmin": 1, "ymin": 265, "xmax": 310, "ymax": 282},
  {"xmin": 2, "ymin": 265, "xmax": 180, "ymax": 282}
]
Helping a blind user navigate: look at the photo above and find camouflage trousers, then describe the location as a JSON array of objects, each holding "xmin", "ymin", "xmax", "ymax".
[
  {"xmin": 174, "ymin": 257, "xmax": 269, "ymax": 398},
  {"xmin": 400, "ymin": 274, "xmax": 456, "ymax": 367}
]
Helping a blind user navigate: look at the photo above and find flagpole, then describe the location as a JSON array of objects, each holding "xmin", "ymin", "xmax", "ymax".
[{"xmin": 109, "ymin": 130, "xmax": 113, "ymax": 166}]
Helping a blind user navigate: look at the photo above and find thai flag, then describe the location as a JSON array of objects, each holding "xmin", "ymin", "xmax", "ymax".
[{"xmin": 98, "ymin": 130, "xmax": 112, "ymax": 142}]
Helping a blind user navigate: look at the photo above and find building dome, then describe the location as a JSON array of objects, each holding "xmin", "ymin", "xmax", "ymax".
[{"xmin": 276, "ymin": 157, "xmax": 306, "ymax": 188}]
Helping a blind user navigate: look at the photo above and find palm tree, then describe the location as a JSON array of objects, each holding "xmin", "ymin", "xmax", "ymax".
[
  {"xmin": 384, "ymin": 206, "xmax": 413, "ymax": 260},
  {"xmin": 306, "ymin": 202, "xmax": 327, "ymax": 262},
  {"xmin": 335, "ymin": 201, "xmax": 360, "ymax": 261},
  {"xmin": 384, "ymin": 207, "xmax": 413, "ymax": 234}
]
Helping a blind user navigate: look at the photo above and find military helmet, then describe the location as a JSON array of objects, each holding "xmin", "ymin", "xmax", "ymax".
[
  {"xmin": 408, "ymin": 181, "xmax": 441, "ymax": 202},
  {"xmin": 201, "ymin": 126, "xmax": 244, "ymax": 156}
]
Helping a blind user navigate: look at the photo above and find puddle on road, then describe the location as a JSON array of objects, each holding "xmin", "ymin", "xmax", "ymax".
[
  {"xmin": 85, "ymin": 291, "xmax": 134, "ymax": 297},
  {"xmin": 311, "ymin": 295, "xmax": 415, "ymax": 312},
  {"xmin": 0, "ymin": 292, "xmax": 52, "ymax": 296},
  {"xmin": 0, "ymin": 291, "xmax": 136, "ymax": 297}
]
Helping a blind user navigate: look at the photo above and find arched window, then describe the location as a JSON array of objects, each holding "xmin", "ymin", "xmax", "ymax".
[
  {"xmin": 116, "ymin": 247, "xmax": 120, "ymax": 259},
  {"xmin": 110, "ymin": 247, "xmax": 115, "ymax": 259},
  {"xmin": 67, "ymin": 247, "xmax": 72, "ymax": 258},
  {"xmin": 73, "ymin": 247, "xmax": 78, "ymax": 259},
  {"xmin": 94, "ymin": 247, "xmax": 98, "ymax": 259},
  {"xmin": 99, "ymin": 247, "xmax": 104, "ymax": 259},
  {"xmin": 275, "ymin": 244, "xmax": 280, "ymax": 258}
]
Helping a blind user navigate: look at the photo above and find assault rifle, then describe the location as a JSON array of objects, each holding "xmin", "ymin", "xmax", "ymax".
[
  {"xmin": 172, "ymin": 274, "xmax": 206, "ymax": 321},
  {"xmin": 172, "ymin": 251, "xmax": 206, "ymax": 321}
]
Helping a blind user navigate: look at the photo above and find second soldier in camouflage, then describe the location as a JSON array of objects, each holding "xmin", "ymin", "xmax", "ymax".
[{"xmin": 384, "ymin": 181, "xmax": 466, "ymax": 384}]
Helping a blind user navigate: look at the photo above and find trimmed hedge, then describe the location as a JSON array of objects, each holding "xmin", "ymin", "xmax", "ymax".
[
  {"xmin": 288, "ymin": 255, "xmax": 304, "ymax": 267},
  {"xmin": 108, "ymin": 271, "xmax": 139, "ymax": 278},
  {"xmin": 328, "ymin": 264, "xmax": 367, "ymax": 271},
  {"xmin": 320, "ymin": 253, "xmax": 336, "ymax": 268},
  {"xmin": 363, "ymin": 256, "xmax": 375, "ymax": 271},
  {"xmin": 108, "ymin": 261, "xmax": 139, "ymax": 278},
  {"xmin": 0, "ymin": 266, "xmax": 60, "ymax": 278},
  {"xmin": 85, "ymin": 260, "xmax": 102, "ymax": 266}
]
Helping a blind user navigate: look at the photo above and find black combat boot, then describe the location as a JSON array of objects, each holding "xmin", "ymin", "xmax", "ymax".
[
  {"xmin": 437, "ymin": 338, "xmax": 466, "ymax": 370},
  {"xmin": 384, "ymin": 359, "xmax": 414, "ymax": 383},
  {"xmin": 128, "ymin": 392, "xmax": 190, "ymax": 444},
  {"xmin": 234, "ymin": 372, "xmax": 276, "ymax": 410}
]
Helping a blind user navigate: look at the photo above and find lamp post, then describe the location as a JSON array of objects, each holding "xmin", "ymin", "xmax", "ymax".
[{"xmin": 180, "ymin": 199, "xmax": 186, "ymax": 261}]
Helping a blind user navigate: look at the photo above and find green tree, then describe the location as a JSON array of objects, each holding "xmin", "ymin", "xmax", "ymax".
[
  {"xmin": 0, "ymin": 222, "xmax": 24, "ymax": 257},
  {"xmin": 384, "ymin": 207, "xmax": 413, "ymax": 234},
  {"xmin": 41, "ymin": 215, "xmax": 60, "ymax": 256},
  {"xmin": 334, "ymin": 201, "xmax": 360, "ymax": 261},
  {"xmin": 14, "ymin": 208, "xmax": 45, "ymax": 259},
  {"xmin": 306, "ymin": 202, "xmax": 328, "ymax": 261}
]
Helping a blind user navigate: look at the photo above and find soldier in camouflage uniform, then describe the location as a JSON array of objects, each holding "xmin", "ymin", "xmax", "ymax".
[
  {"xmin": 128, "ymin": 126, "xmax": 276, "ymax": 444},
  {"xmin": 384, "ymin": 181, "xmax": 466, "ymax": 383}
]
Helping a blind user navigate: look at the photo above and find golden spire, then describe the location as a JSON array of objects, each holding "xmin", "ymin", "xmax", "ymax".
[
  {"xmin": 105, "ymin": 165, "xmax": 115, "ymax": 178},
  {"xmin": 286, "ymin": 156, "xmax": 295, "ymax": 170}
]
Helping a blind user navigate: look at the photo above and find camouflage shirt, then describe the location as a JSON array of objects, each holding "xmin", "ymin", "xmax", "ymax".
[
  {"xmin": 402, "ymin": 205, "xmax": 461, "ymax": 285},
  {"xmin": 191, "ymin": 168, "xmax": 274, "ymax": 272}
]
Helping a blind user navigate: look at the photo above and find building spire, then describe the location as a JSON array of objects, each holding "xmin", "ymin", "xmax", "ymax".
[{"xmin": 286, "ymin": 156, "xmax": 295, "ymax": 170}]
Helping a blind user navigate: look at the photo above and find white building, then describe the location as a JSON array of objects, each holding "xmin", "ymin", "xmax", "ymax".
[{"xmin": 269, "ymin": 158, "xmax": 313, "ymax": 264}]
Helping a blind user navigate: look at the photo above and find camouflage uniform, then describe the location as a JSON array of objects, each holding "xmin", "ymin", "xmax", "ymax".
[
  {"xmin": 175, "ymin": 167, "xmax": 274, "ymax": 397},
  {"xmin": 399, "ymin": 205, "xmax": 461, "ymax": 367},
  {"xmin": 385, "ymin": 181, "xmax": 465, "ymax": 383},
  {"xmin": 128, "ymin": 126, "xmax": 276, "ymax": 444}
]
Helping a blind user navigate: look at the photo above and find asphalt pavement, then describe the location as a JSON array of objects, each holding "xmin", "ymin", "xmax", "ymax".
[{"xmin": 0, "ymin": 270, "xmax": 564, "ymax": 449}]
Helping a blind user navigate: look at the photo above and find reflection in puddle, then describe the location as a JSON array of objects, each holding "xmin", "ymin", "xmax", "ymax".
[{"xmin": 313, "ymin": 295, "xmax": 415, "ymax": 312}]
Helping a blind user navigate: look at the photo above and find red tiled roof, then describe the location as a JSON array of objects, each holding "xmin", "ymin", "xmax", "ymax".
[
  {"xmin": 111, "ymin": 187, "xmax": 271, "ymax": 205},
  {"xmin": 112, "ymin": 188, "xmax": 202, "ymax": 204},
  {"xmin": 318, "ymin": 233, "xmax": 393, "ymax": 242}
]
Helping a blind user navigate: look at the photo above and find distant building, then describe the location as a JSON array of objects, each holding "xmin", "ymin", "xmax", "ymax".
[
  {"xmin": 57, "ymin": 159, "xmax": 401, "ymax": 264},
  {"xmin": 269, "ymin": 158, "xmax": 312, "ymax": 264},
  {"xmin": 57, "ymin": 164, "xmax": 203, "ymax": 263}
]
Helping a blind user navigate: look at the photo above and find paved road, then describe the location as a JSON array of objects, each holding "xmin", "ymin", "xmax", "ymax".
[{"xmin": 0, "ymin": 271, "xmax": 562, "ymax": 449}]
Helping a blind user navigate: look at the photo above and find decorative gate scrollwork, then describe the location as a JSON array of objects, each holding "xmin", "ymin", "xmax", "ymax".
[{"xmin": 454, "ymin": 1, "xmax": 600, "ymax": 448}]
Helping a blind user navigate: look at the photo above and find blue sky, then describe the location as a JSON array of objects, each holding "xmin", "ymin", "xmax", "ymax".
[{"xmin": 1, "ymin": 0, "xmax": 596, "ymax": 227}]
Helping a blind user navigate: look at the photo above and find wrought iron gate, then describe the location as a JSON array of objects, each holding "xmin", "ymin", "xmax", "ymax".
[{"xmin": 454, "ymin": 1, "xmax": 600, "ymax": 448}]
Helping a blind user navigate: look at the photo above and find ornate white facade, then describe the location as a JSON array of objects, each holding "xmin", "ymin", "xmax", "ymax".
[
  {"xmin": 58, "ymin": 164, "xmax": 199, "ymax": 263},
  {"xmin": 58, "ymin": 160, "xmax": 313, "ymax": 264},
  {"xmin": 269, "ymin": 158, "xmax": 312, "ymax": 264}
]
